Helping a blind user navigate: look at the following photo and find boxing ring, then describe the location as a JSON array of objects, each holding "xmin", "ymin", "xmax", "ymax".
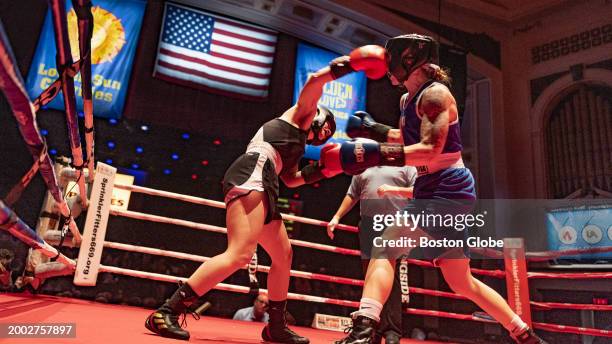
[
  {"xmin": 1, "ymin": 2, "xmax": 612, "ymax": 343},
  {"xmin": 2, "ymin": 177, "xmax": 612, "ymax": 342}
]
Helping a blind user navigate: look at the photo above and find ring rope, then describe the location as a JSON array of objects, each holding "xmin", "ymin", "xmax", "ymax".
[
  {"xmin": 403, "ymin": 308, "xmax": 612, "ymax": 337},
  {"xmin": 100, "ymin": 239, "xmax": 612, "ymax": 312},
  {"xmin": 110, "ymin": 209, "xmax": 612, "ymax": 279},
  {"xmin": 530, "ymin": 301, "xmax": 612, "ymax": 312},
  {"xmin": 109, "ymin": 202, "xmax": 612, "ymax": 280},
  {"xmin": 0, "ymin": 22, "xmax": 81, "ymax": 241},
  {"xmin": 113, "ymin": 183, "xmax": 612, "ymax": 264},
  {"xmin": 72, "ymin": 0, "xmax": 96, "ymax": 184},
  {"xmin": 113, "ymin": 183, "xmax": 359, "ymax": 232},
  {"xmin": 48, "ymin": 0, "xmax": 89, "ymax": 209},
  {"xmin": 526, "ymin": 271, "xmax": 612, "ymax": 279},
  {"xmin": 404, "ymin": 258, "xmax": 612, "ymax": 280},
  {"xmin": 109, "ymin": 208, "xmax": 362, "ymax": 256},
  {"xmin": 109, "ymin": 208, "xmax": 612, "ymax": 279},
  {"xmin": 113, "ymin": 184, "xmax": 612, "ymax": 262},
  {"xmin": 98, "ymin": 264, "xmax": 360, "ymax": 308},
  {"xmin": 102, "ymin": 240, "xmax": 364, "ymax": 286},
  {"xmin": 0, "ymin": 201, "xmax": 76, "ymax": 268},
  {"xmin": 532, "ymin": 322, "xmax": 612, "ymax": 337},
  {"xmin": 471, "ymin": 246, "xmax": 612, "ymax": 261},
  {"xmin": 99, "ymin": 264, "xmax": 612, "ymax": 338}
]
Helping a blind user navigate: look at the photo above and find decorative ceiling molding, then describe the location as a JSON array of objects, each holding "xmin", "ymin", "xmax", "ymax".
[
  {"xmin": 174, "ymin": 0, "xmax": 405, "ymax": 54},
  {"xmin": 173, "ymin": 0, "xmax": 504, "ymax": 70},
  {"xmin": 445, "ymin": 0, "xmax": 572, "ymax": 22}
]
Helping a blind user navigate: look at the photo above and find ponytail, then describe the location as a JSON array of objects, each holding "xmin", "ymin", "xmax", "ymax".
[{"xmin": 424, "ymin": 64, "xmax": 452, "ymax": 86}]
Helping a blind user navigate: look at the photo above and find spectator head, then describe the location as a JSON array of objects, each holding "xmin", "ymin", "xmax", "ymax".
[
  {"xmin": 253, "ymin": 294, "xmax": 269, "ymax": 315},
  {"xmin": 94, "ymin": 291, "xmax": 113, "ymax": 303},
  {"xmin": 128, "ymin": 296, "xmax": 143, "ymax": 306},
  {"xmin": 95, "ymin": 292, "xmax": 110, "ymax": 303},
  {"xmin": 0, "ymin": 249, "xmax": 14, "ymax": 266},
  {"xmin": 143, "ymin": 297, "xmax": 159, "ymax": 309}
]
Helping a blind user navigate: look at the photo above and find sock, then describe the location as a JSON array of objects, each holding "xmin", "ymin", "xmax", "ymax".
[
  {"xmin": 268, "ymin": 299, "xmax": 287, "ymax": 325},
  {"xmin": 160, "ymin": 282, "xmax": 198, "ymax": 313},
  {"xmin": 504, "ymin": 314, "xmax": 528, "ymax": 335},
  {"xmin": 357, "ymin": 298, "xmax": 382, "ymax": 322}
]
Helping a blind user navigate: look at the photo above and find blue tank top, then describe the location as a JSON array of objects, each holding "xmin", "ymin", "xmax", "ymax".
[{"xmin": 400, "ymin": 81, "xmax": 462, "ymax": 153}]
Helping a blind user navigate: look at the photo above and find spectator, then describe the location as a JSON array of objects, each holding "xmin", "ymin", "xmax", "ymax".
[
  {"xmin": 128, "ymin": 295, "xmax": 143, "ymax": 306},
  {"xmin": 95, "ymin": 292, "xmax": 112, "ymax": 303},
  {"xmin": 0, "ymin": 248, "xmax": 15, "ymax": 290},
  {"xmin": 143, "ymin": 296, "xmax": 159, "ymax": 309},
  {"xmin": 293, "ymin": 277, "xmax": 312, "ymax": 296},
  {"xmin": 233, "ymin": 294, "xmax": 270, "ymax": 323}
]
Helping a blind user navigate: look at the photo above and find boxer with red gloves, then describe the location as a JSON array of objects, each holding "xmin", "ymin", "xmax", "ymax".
[{"xmin": 144, "ymin": 45, "xmax": 386, "ymax": 343}]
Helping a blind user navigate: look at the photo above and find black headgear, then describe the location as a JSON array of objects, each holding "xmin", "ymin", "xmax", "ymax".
[
  {"xmin": 307, "ymin": 106, "xmax": 336, "ymax": 146},
  {"xmin": 385, "ymin": 34, "xmax": 439, "ymax": 84}
]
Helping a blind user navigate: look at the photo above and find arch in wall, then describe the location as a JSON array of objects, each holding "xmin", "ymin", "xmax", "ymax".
[{"xmin": 530, "ymin": 68, "xmax": 612, "ymax": 198}]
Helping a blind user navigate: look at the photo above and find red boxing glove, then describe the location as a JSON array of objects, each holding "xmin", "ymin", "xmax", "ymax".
[
  {"xmin": 329, "ymin": 45, "xmax": 388, "ymax": 80},
  {"xmin": 319, "ymin": 143, "xmax": 343, "ymax": 178},
  {"xmin": 300, "ymin": 144, "xmax": 343, "ymax": 183},
  {"xmin": 348, "ymin": 45, "xmax": 388, "ymax": 79}
]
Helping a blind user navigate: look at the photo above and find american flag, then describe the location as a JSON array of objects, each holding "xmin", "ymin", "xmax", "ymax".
[{"xmin": 154, "ymin": 3, "xmax": 278, "ymax": 100}]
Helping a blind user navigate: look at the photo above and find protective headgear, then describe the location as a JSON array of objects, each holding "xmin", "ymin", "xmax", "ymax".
[
  {"xmin": 307, "ymin": 106, "xmax": 336, "ymax": 146},
  {"xmin": 385, "ymin": 34, "xmax": 439, "ymax": 84}
]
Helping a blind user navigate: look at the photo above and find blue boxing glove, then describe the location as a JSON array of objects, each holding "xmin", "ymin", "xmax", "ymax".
[
  {"xmin": 324, "ymin": 138, "xmax": 404, "ymax": 175},
  {"xmin": 346, "ymin": 111, "xmax": 392, "ymax": 142}
]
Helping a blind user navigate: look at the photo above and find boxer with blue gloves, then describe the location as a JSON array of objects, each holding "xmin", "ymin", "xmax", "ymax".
[{"xmin": 331, "ymin": 34, "xmax": 547, "ymax": 344}]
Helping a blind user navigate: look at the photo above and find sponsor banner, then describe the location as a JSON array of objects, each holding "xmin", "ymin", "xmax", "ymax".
[
  {"xmin": 311, "ymin": 313, "xmax": 352, "ymax": 332},
  {"xmin": 74, "ymin": 163, "xmax": 116, "ymax": 286},
  {"xmin": 26, "ymin": 0, "xmax": 146, "ymax": 118},
  {"xmin": 293, "ymin": 42, "xmax": 367, "ymax": 160},
  {"xmin": 110, "ymin": 173, "xmax": 134, "ymax": 211},
  {"xmin": 546, "ymin": 205, "xmax": 612, "ymax": 259}
]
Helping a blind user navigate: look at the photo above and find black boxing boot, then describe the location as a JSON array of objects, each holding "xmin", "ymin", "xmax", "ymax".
[
  {"xmin": 262, "ymin": 300, "xmax": 309, "ymax": 344},
  {"xmin": 335, "ymin": 315, "xmax": 378, "ymax": 344},
  {"xmin": 145, "ymin": 282, "xmax": 199, "ymax": 340},
  {"xmin": 513, "ymin": 327, "xmax": 548, "ymax": 344}
]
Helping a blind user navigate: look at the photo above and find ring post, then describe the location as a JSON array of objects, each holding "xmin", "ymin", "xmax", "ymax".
[
  {"xmin": 74, "ymin": 162, "xmax": 116, "ymax": 286},
  {"xmin": 503, "ymin": 238, "xmax": 532, "ymax": 326}
]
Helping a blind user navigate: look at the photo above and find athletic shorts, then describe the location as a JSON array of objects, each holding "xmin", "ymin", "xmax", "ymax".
[
  {"xmin": 222, "ymin": 151, "xmax": 281, "ymax": 224},
  {"xmin": 407, "ymin": 167, "xmax": 477, "ymax": 261}
]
